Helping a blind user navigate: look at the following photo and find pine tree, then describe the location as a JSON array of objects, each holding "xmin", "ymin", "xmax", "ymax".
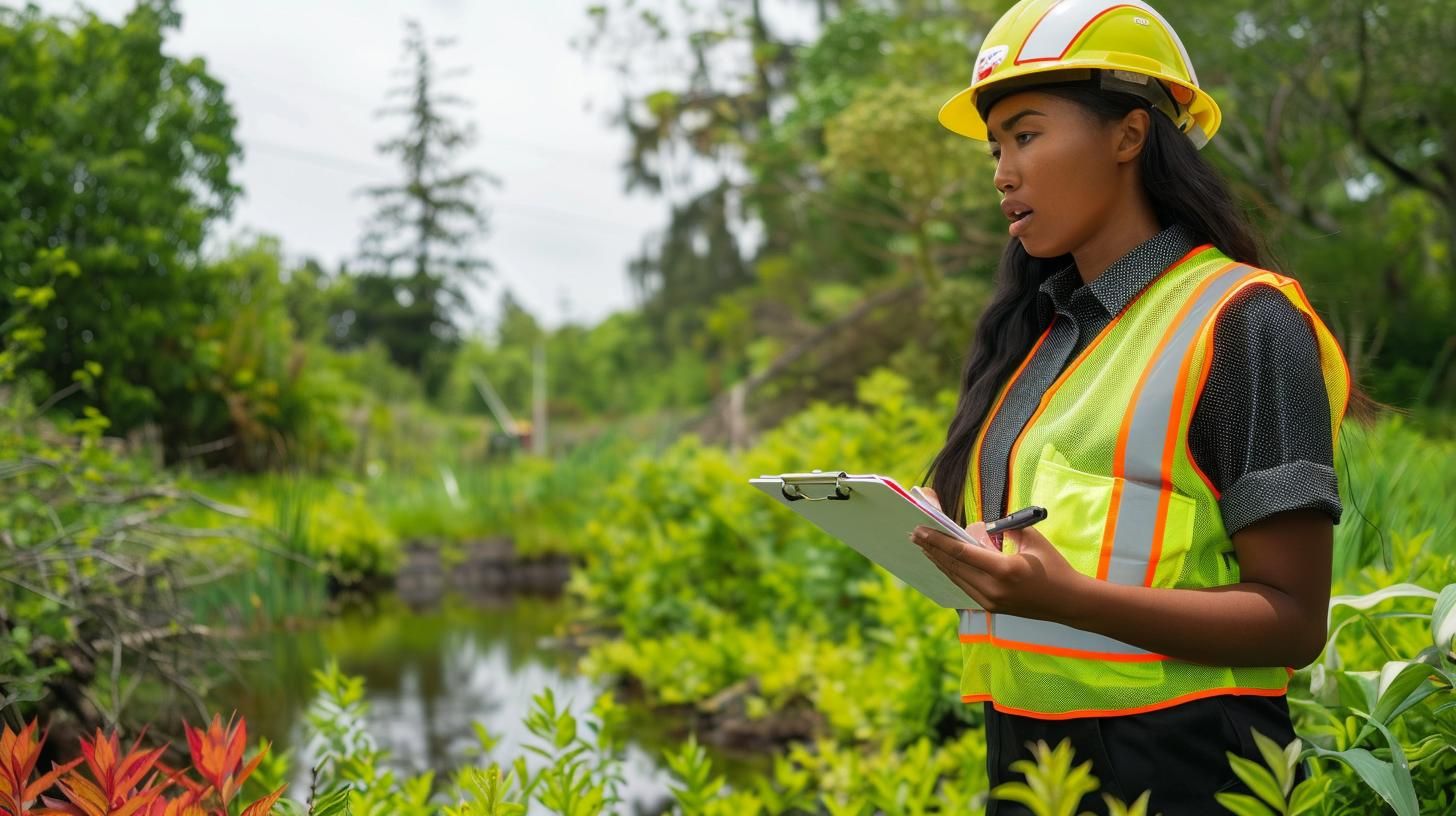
[{"xmin": 356, "ymin": 19, "xmax": 497, "ymax": 392}]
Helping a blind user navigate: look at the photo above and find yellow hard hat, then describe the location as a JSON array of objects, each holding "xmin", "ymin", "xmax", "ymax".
[{"xmin": 938, "ymin": 0, "xmax": 1221, "ymax": 148}]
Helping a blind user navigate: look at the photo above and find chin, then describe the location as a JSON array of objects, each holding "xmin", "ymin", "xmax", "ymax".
[
  {"xmin": 1017, "ymin": 223, "xmax": 1077, "ymax": 260},
  {"xmin": 1018, "ymin": 236, "xmax": 1067, "ymax": 259}
]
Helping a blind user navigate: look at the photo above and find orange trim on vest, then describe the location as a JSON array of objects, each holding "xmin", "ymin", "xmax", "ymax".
[
  {"xmin": 1182, "ymin": 275, "xmax": 1279, "ymax": 499},
  {"xmin": 1095, "ymin": 478, "xmax": 1125, "ymax": 580},
  {"xmin": 1187, "ymin": 320, "xmax": 1223, "ymax": 500},
  {"xmin": 962, "ymin": 682, "xmax": 1290, "ymax": 719},
  {"xmin": 960, "ymin": 632, "xmax": 1170, "ymax": 662},
  {"xmin": 970, "ymin": 322, "xmax": 1054, "ymax": 520},
  {"xmin": 1285, "ymin": 276, "xmax": 1355, "ymax": 424}
]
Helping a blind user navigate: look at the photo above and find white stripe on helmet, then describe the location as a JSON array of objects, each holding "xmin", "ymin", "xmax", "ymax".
[{"xmin": 1017, "ymin": 0, "xmax": 1198, "ymax": 86}]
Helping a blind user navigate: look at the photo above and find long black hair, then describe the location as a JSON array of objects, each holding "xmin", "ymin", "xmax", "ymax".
[{"xmin": 926, "ymin": 82, "xmax": 1276, "ymax": 526}]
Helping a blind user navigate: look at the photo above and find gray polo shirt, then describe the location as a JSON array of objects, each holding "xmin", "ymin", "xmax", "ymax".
[{"xmin": 975, "ymin": 224, "xmax": 1342, "ymax": 536}]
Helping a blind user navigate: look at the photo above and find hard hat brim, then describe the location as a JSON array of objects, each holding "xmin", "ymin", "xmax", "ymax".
[{"xmin": 938, "ymin": 64, "xmax": 1221, "ymax": 147}]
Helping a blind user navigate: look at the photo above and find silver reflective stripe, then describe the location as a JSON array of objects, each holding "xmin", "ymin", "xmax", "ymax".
[
  {"xmin": 1103, "ymin": 479, "xmax": 1162, "ymax": 585},
  {"xmin": 1105, "ymin": 263, "xmax": 1250, "ymax": 586},
  {"xmin": 959, "ymin": 608, "xmax": 990, "ymax": 638},
  {"xmin": 993, "ymin": 614, "xmax": 1152, "ymax": 655},
  {"xmin": 984, "ymin": 263, "xmax": 1253, "ymax": 658}
]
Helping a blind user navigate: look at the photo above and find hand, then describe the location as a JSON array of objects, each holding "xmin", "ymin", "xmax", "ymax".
[{"xmin": 911, "ymin": 520, "xmax": 1089, "ymax": 621}]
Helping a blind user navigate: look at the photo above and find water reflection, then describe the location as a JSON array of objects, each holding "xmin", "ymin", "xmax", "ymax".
[{"xmin": 218, "ymin": 593, "xmax": 677, "ymax": 813}]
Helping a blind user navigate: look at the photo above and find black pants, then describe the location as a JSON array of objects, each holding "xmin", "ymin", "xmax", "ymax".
[{"xmin": 984, "ymin": 695, "xmax": 1307, "ymax": 815}]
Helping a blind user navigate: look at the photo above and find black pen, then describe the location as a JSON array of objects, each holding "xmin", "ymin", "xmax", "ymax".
[{"xmin": 984, "ymin": 505, "xmax": 1048, "ymax": 535}]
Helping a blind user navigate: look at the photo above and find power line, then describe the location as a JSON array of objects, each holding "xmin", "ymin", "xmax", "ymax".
[{"xmin": 244, "ymin": 138, "xmax": 656, "ymax": 234}]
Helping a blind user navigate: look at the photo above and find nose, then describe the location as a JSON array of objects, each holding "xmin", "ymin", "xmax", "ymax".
[{"xmin": 993, "ymin": 152, "xmax": 1017, "ymax": 193}]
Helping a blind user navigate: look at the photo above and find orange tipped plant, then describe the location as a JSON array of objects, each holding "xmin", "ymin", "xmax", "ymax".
[
  {"xmin": 164, "ymin": 714, "xmax": 283, "ymax": 815},
  {"xmin": 0, "ymin": 716, "xmax": 284, "ymax": 816},
  {"xmin": 0, "ymin": 720, "xmax": 82, "ymax": 815},
  {"xmin": 38, "ymin": 726, "xmax": 168, "ymax": 816}
]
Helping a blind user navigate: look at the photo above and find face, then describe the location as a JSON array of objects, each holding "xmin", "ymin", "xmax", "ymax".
[{"xmin": 984, "ymin": 90, "xmax": 1134, "ymax": 259}]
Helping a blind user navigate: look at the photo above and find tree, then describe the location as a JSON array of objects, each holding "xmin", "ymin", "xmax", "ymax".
[
  {"xmin": 585, "ymin": 0, "xmax": 1455, "ymax": 415},
  {"xmin": 0, "ymin": 0, "xmax": 241, "ymax": 438},
  {"xmin": 355, "ymin": 19, "xmax": 499, "ymax": 394}
]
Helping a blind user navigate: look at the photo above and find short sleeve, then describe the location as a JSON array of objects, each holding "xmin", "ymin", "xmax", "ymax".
[{"xmin": 1187, "ymin": 285, "xmax": 1342, "ymax": 536}]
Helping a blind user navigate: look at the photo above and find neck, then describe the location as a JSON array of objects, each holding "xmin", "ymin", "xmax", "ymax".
[{"xmin": 1072, "ymin": 200, "xmax": 1161, "ymax": 285}]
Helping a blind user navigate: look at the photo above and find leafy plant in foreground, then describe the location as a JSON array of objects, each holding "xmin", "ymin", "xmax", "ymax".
[
  {"xmin": 0, "ymin": 715, "xmax": 284, "ymax": 816},
  {"xmin": 1216, "ymin": 730, "xmax": 1331, "ymax": 816}
]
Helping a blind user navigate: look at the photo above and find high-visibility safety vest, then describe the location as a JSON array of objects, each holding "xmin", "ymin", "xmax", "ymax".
[{"xmin": 959, "ymin": 243, "xmax": 1352, "ymax": 719}]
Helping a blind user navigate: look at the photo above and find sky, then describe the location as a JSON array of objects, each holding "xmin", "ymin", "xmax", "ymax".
[{"xmin": 33, "ymin": 0, "xmax": 670, "ymax": 332}]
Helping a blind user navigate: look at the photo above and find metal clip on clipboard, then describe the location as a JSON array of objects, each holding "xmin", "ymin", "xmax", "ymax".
[
  {"xmin": 776, "ymin": 470, "xmax": 852, "ymax": 502},
  {"xmin": 748, "ymin": 470, "xmax": 983, "ymax": 608}
]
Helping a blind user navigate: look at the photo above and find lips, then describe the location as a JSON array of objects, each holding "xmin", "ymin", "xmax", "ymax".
[
  {"xmin": 1000, "ymin": 198, "xmax": 1032, "ymax": 221},
  {"xmin": 1001, "ymin": 199, "xmax": 1034, "ymax": 237}
]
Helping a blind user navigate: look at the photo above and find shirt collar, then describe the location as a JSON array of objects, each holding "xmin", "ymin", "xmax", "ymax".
[{"xmin": 1038, "ymin": 223, "xmax": 1199, "ymax": 317}]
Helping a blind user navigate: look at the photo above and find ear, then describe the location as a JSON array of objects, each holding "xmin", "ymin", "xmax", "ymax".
[{"xmin": 1113, "ymin": 107, "xmax": 1151, "ymax": 164}]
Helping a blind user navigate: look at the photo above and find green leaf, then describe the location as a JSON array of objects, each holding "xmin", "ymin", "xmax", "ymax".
[
  {"xmin": 1226, "ymin": 754, "xmax": 1286, "ymax": 811},
  {"xmin": 1433, "ymin": 584, "xmax": 1456, "ymax": 655},
  {"xmin": 1329, "ymin": 583, "xmax": 1438, "ymax": 613},
  {"xmin": 1249, "ymin": 730, "xmax": 1293, "ymax": 797},
  {"xmin": 1309, "ymin": 712, "xmax": 1419, "ymax": 816},
  {"xmin": 308, "ymin": 785, "xmax": 352, "ymax": 816},
  {"xmin": 1214, "ymin": 792, "xmax": 1277, "ymax": 816},
  {"xmin": 1358, "ymin": 661, "xmax": 1445, "ymax": 743},
  {"xmin": 1286, "ymin": 777, "xmax": 1331, "ymax": 816},
  {"xmin": 553, "ymin": 709, "xmax": 577, "ymax": 750}
]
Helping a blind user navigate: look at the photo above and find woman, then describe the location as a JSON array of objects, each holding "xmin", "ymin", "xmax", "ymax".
[{"xmin": 908, "ymin": 1, "xmax": 1355, "ymax": 813}]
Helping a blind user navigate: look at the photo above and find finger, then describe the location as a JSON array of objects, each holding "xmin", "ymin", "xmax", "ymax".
[
  {"xmin": 913, "ymin": 525, "xmax": 1007, "ymax": 574},
  {"xmin": 964, "ymin": 520, "xmax": 997, "ymax": 550},
  {"xmin": 1007, "ymin": 521, "xmax": 1054, "ymax": 547},
  {"xmin": 1004, "ymin": 525, "xmax": 1052, "ymax": 554},
  {"xmin": 920, "ymin": 547, "xmax": 996, "ymax": 609}
]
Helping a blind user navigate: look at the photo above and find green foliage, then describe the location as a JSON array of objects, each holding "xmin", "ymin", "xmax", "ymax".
[
  {"xmin": 990, "ymin": 738, "xmax": 1105, "ymax": 816},
  {"xmin": 1216, "ymin": 731, "xmax": 1332, "ymax": 816},
  {"xmin": 0, "ymin": 0, "xmax": 243, "ymax": 438},
  {"xmin": 284, "ymin": 664, "xmax": 993, "ymax": 815},
  {"xmin": 1295, "ymin": 576, "xmax": 1456, "ymax": 814},
  {"xmin": 1330, "ymin": 417, "xmax": 1456, "ymax": 577},
  {"xmin": 183, "ymin": 474, "xmax": 400, "ymax": 590},
  {"xmin": 0, "ymin": 340, "xmax": 257, "ymax": 730},
  {"xmin": 572, "ymin": 370, "xmax": 971, "ymax": 740},
  {"xmin": 188, "ymin": 239, "xmax": 358, "ymax": 470}
]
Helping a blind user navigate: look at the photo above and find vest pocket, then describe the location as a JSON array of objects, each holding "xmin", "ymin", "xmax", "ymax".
[
  {"xmin": 1023, "ymin": 444, "xmax": 1196, "ymax": 588},
  {"xmin": 1022, "ymin": 447, "xmax": 1117, "ymax": 578},
  {"xmin": 1145, "ymin": 486, "xmax": 1196, "ymax": 588}
]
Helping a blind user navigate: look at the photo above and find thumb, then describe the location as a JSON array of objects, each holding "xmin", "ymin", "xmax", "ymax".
[{"xmin": 1004, "ymin": 525, "xmax": 1051, "ymax": 554}]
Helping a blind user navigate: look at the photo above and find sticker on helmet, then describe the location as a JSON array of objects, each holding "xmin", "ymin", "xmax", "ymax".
[{"xmin": 975, "ymin": 45, "xmax": 1009, "ymax": 82}]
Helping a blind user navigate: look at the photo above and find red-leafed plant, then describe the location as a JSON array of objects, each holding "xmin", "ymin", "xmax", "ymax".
[
  {"xmin": 0, "ymin": 716, "xmax": 284, "ymax": 816},
  {"xmin": 163, "ymin": 714, "xmax": 283, "ymax": 816},
  {"xmin": 0, "ymin": 720, "xmax": 82, "ymax": 815},
  {"xmin": 40, "ymin": 726, "xmax": 170, "ymax": 816}
]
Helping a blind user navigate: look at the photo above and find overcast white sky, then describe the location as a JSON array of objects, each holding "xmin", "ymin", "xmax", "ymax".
[{"xmin": 34, "ymin": 0, "xmax": 670, "ymax": 332}]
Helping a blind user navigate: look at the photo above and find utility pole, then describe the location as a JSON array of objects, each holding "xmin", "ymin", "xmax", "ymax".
[
  {"xmin": 532, "ymin": 340, "xmax": 548, "ymax": 456},
  {"xmin": 471, "ymin": 371, "xmax": 518, "ymax": 437}
]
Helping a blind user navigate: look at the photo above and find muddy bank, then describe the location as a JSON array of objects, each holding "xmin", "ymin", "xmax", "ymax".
[{"xmin": 391, "ymin": 537, "xmax": 572, "ymax": 603}]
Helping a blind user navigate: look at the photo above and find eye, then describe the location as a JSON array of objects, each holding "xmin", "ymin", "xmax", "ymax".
[{"xmin": 1015, "ymin": 131, "xmax": 1036, "ymax": 145}]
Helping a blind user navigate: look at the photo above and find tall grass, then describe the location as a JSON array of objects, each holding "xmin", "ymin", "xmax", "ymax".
[
  {"xmin": 365, "ymin": 430, "xmax": 637, "ymax": 556},
  {"xmin": 1333, "ymin": 416, "xmax": 1456, "ymax": 578},
  {"xmin": 183, "ymin": 474, "xmax": 329, "ymax": 629}
]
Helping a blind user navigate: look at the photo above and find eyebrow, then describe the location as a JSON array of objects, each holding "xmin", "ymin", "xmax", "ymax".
[{"xmin": 988, "ymin": 109, "xmax": 1047, "ymax": 139}]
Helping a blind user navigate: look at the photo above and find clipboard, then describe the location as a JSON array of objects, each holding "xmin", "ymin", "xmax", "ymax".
[{"xmin": 749, "ymin": 470, "xmax": 986, "ymax": 609}]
